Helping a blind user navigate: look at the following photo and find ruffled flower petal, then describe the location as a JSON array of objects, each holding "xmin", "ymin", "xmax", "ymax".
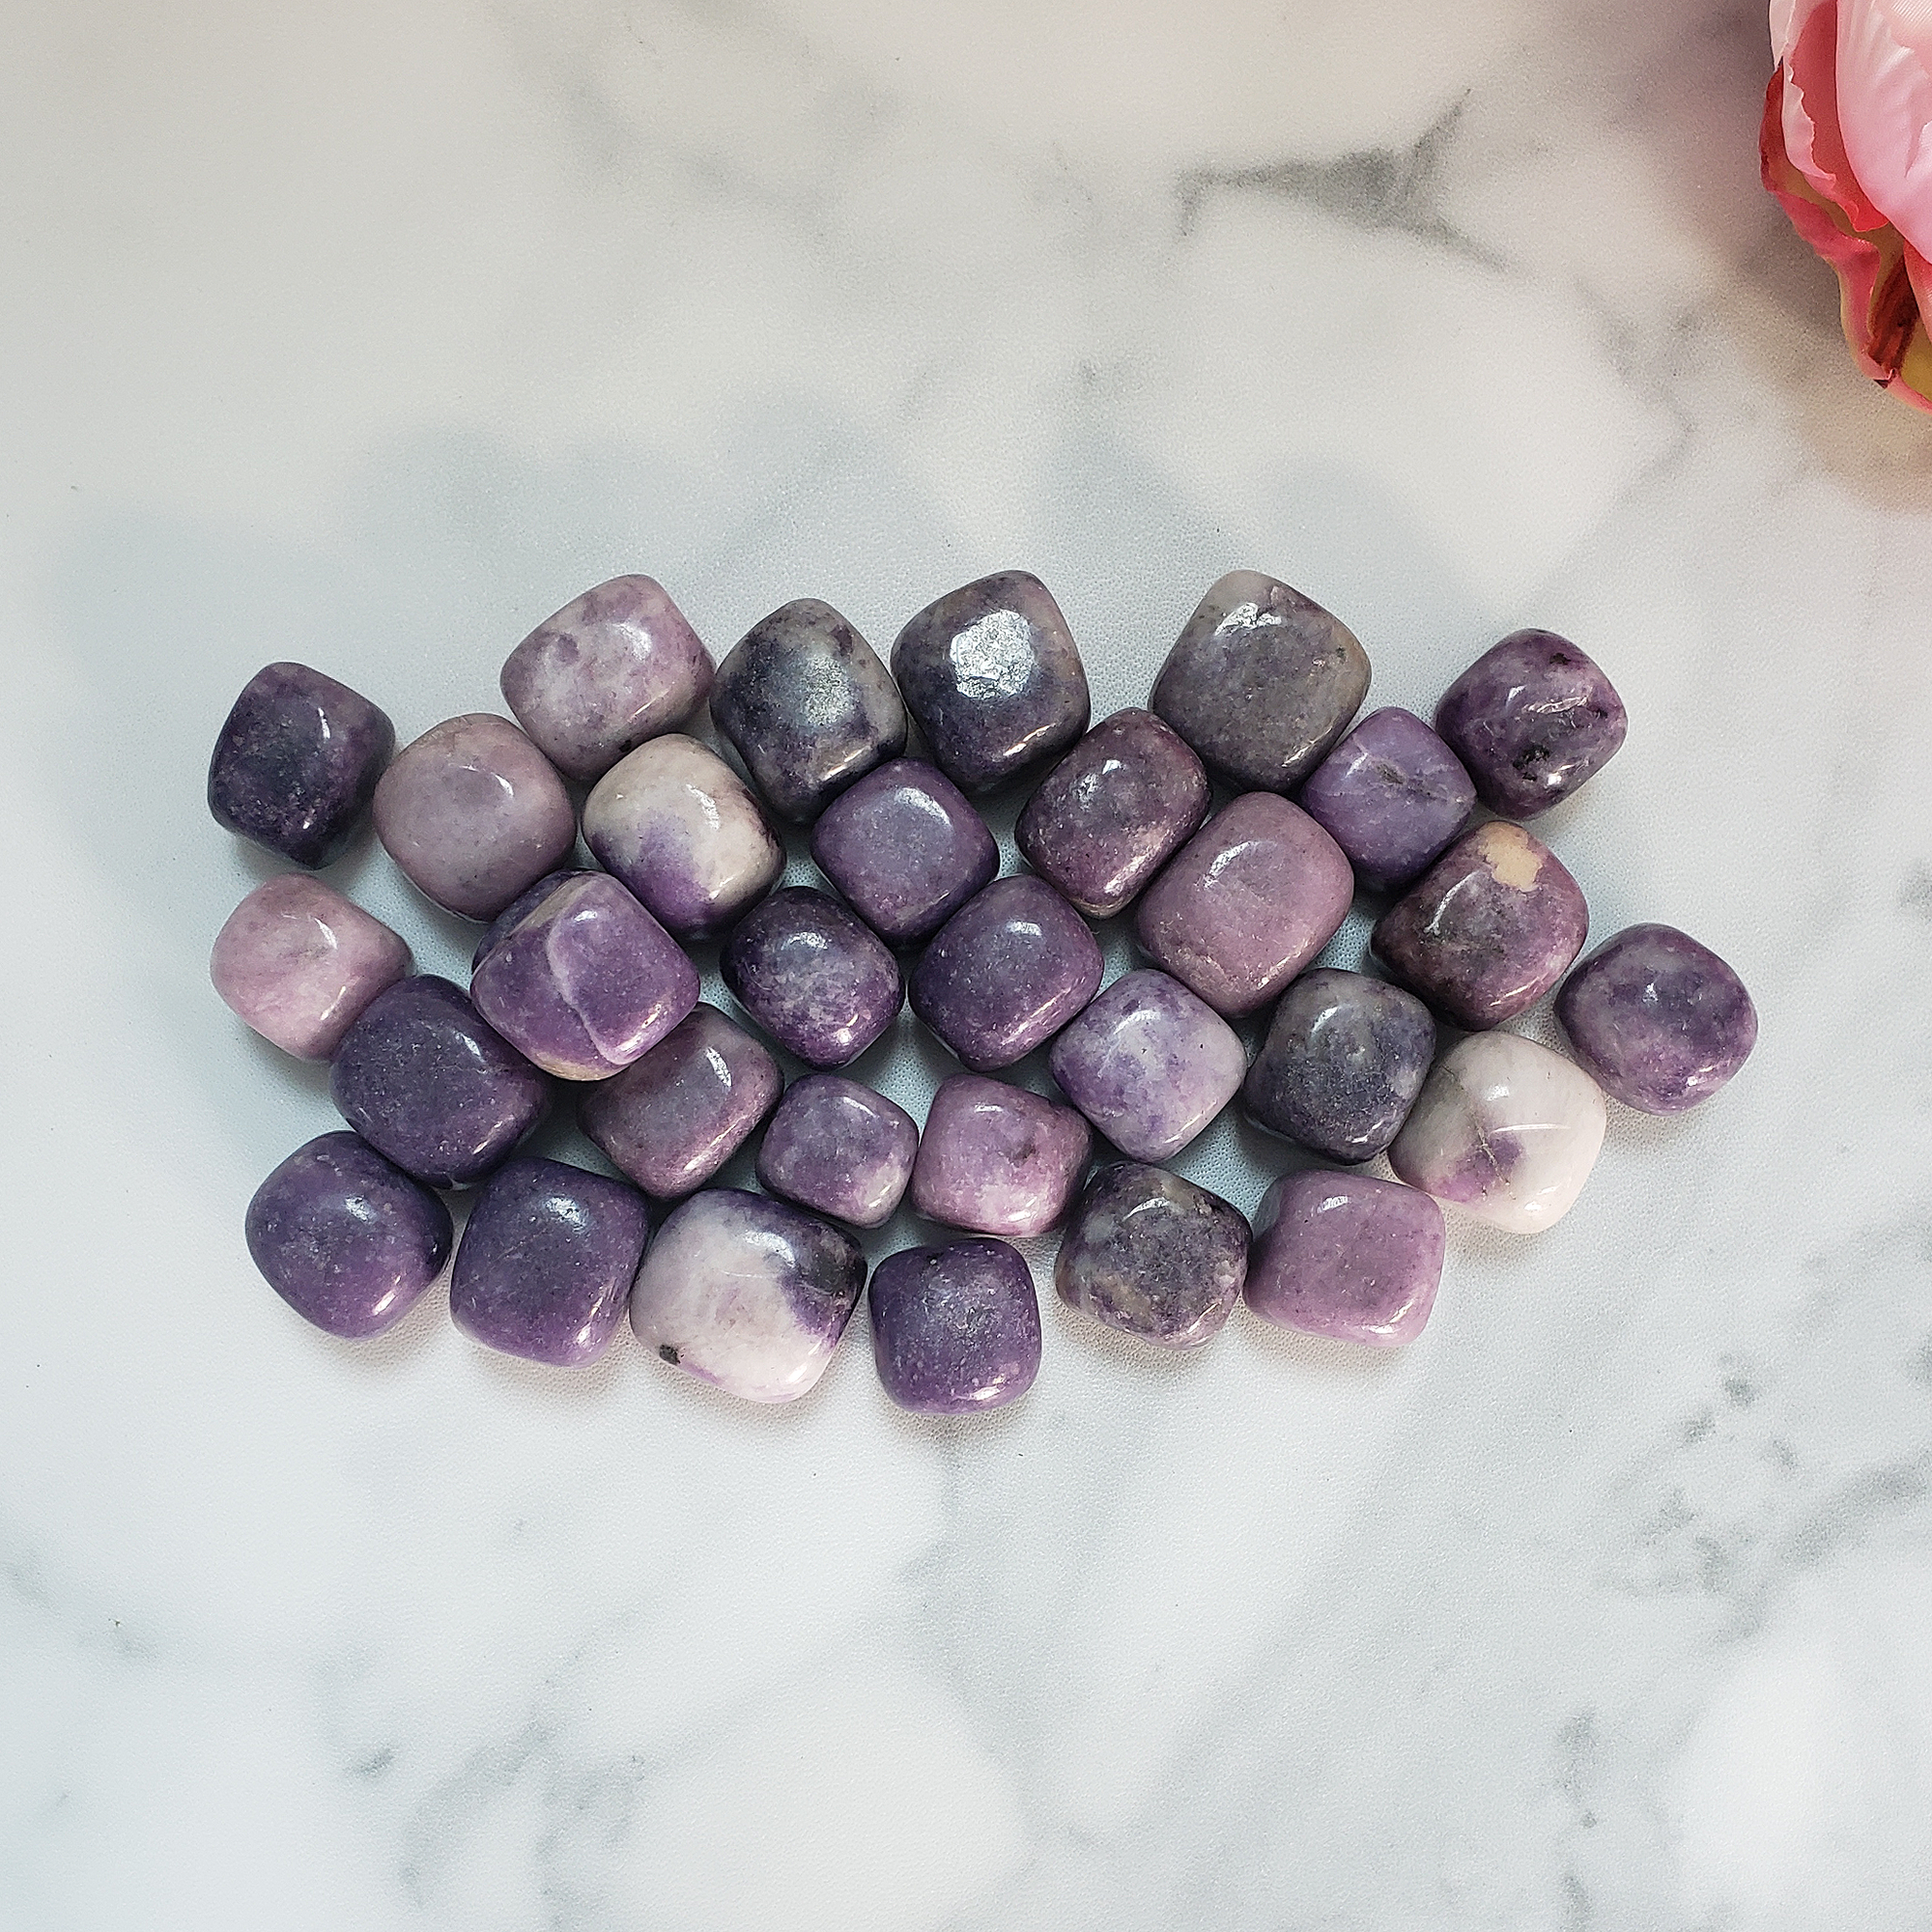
[
  {"xmin": 1784, "ymin": 2, "xmax": 1890, "ymax": 228},
  {"xmin": 1836, "ymin": 0, "xmax": 1932, "ymax": 255}
]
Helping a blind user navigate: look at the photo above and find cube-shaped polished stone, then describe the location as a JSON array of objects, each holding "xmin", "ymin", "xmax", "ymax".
[
  {"xmin": 890, "ymin": 571, "xmax": 1090, "ymax": 794},
  {"xmin": 1015, "ymin": 708, "xmax": 1210, "ymax": 919},
  {"xmin": 868, "ymin": 1239, "xmax": 1040, "ymax": 1414},
  {"xmin": 910, "ymin": 1074, "xmax": 1091, "ymax": 1237},
  {"xmin": 722, "ymin": 887, "xmax": 902, "ymax": 1068},
  {"xmin": 756, "ymin": 1075, "xmax": 919, "ymax": 1229},
  {"xmin": 1297, "ymin": 706, "xmax": 1476, "ymax": 893},
  {"xmin": 471, "ymin": 869, "xmax": 593, "ymax": 970},
  {"xmin": 208, "ymin": 662, "xmax": 395, "ymax": 867}
]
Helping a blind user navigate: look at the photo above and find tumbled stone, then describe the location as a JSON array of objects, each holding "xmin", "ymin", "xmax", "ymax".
[
  {"xmin": 755, "ymin": 1075, "xmax": 919, "ymax": 1229},
  {"xmin": 208, "ymin": 662, "xmax": 395, "ymax": 867},
  {"xmin": 810, "ymin": 758, "xmax": 998, "ymax": 945},
  {"xmin": 1372, "ymin": 821, "xmax": 1589, "ymax": 1030},
  {"xmin": 1046, "ymin": 969, "xmax": 1244, "ymax": 1162},
  {"xmin": 1556, "ymin": 923, "xmax": 1757, "ymax": 1114},
  {"xmin": 1054, "ymin": 1162, "xmax": 1247, "ymax": 1350},
  {"xmin": 1435, "ymin": 629, "xmax": 1628, "ymax": 820},
  {"xmin": 1297, "ymin": 706, "xmax": 1476, "ymax": 893},
  {"xmin": 211, "ymin": 874, "xmax": 410, "ymax": 1061},
  {"xmin": 722, "ymin": 886, "xmax": 902, "ymax": 1068},
  {"xmin": 580, "ymin": 1005, "xmax": 780, "ymax": 1197},
  {"xmin": 868, "ymin": 1239, "xmax": 1040, "ymax": 1414},
  {"xmin": 1134, "ymin": 792, "xmax": 1353, "ymax": 1017},
  {"xmin": 329, "ymin": 976, "xmax": 548, "ymax": 1187},
  {"xmin": 1150, "ymin": 571, "xmax": 1370, "ymax": 792},
  {"xmin": 890, "ymin": 571, "xmax": 1090, "ymax": 793},
  {"xmin": 910, "ymin": 1074, "xmax": 1091, "ymax": 1237},
  {"xmin": 1015, "ymin": 708, "xmax": 1210, "ymax": 918},
  {"xmin": 449, "ymin": 1156, "xmax": 648, "ymax": 1366},
  {"xmin": 245, "ymin": 1131, "xmax": 451, "ymax": 1339},
  {"xmin": 1245, "ymin": 1171, "xmax": 1445, "ymax": 1346},
  {"xmin": 582, "ymin": 733, "xmax": 783, "ymax": 938},
  {"xmin": 711, "ymin": 598, "xmax": 907, "ymax": 823},
  {"xmin": 1390, "ymin": 1033, "xmax": 1607, "ymax": 1234},
  {"xmin": 498, "ymin": 574, "xmax": 713, "ymax": 782},
  {"xmin": 469, "ymin": 872, "xmax": 698, "ymax": 1081},
  {"xmin": 373, "ymin": 714, "xmax": 577, "ymax": 920},
  {"xmin": 471, "ymin": 869, "xmax": 593, "ymax": 971},
  {"xmin": 1243, "ymin": 968, "xmax": 1435, "ymax": 1163},
  {"xmin": 630, "ymin": 1189, "xmax": 866, "ymax": 1404}
]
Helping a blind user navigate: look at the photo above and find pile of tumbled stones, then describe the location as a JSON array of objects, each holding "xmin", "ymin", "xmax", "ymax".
[{"xmin": 210, "ymin": 569, "xmax": 1758, "ymax": 1411}]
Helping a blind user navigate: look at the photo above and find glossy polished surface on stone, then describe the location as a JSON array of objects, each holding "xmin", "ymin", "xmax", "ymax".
[
  {"xmin": 1297, "ymin": 706, "xmax": 1477, "ymax": 893},
  {"xmin": 910, "ymin": 1074, "xmax": 1091, "ymax": 1238},
  {"xmin": 868, "ymin": 1239, "xmax": 1040, "ymax": 1414},
  {"xmin": 721, "ymin": 886, "xmax": 901, "ymax": 1068},
  {"xmin": 470, "ymin": 868, "xmax": 593, "ymax": 971},
  {"xmin": 756, "ymin": 1075, "xmax": 918, "ymax": 1229}
]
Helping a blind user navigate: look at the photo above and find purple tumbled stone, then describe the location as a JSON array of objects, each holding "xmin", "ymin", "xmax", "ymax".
[
  {"xmin": 471, "ymin": 869, "xmax": 594, "ymax": 971},
  {"xmin": 868, "ymin": 1239, "xmax": 1040, "ymax": 1414},
  {"xmin": 1015, "ymin": 708, "xmax": 1211, "ymax": 919},
  {"xmin": 1245, "ymin": 1171, "xmax": 1445, "ymax": 1347},
  {"xmin": 1046, "ymin": 969, "xmax": 1244, "ymax": 1162},
  {"xmin": 1297, "ymin": 706, "xmax": 1476, "ymax": 893},
  {"xmin": 580, "ymin": 1005, "xmax": 781, "ymax": 1197},
  {"xmin": 208, "ymin": 662, "xmax": 395, "ymax": 868},
  {"xmin": 810, "ymin": 758, "xmax": 999, "ymax": 946},
  {"xmin": 756, "ymin": 1075, "xmax": 919, "ymax": 1229},
  {"xmin": 1555, "ymin": 923, "xmax": 1757, "ymax": 1114},
  {"xmin": 910, "ymin": 876, "xmax": 1103, "ymax": 1072},
  {"xmin": 630, "ymin": 1189, "xmax": 866, "ymax": 1404},
  {"xmin": 1372, "ymin": 822, "xmax": 1589, "ymax": 1030},
  {"xmin": 1435, "ymin": 629, "xmax": 1628, "ymax": 820},
  {"xmin": 911, "ymin": 1074, "xmax": 1091, "ymax": 1237},
  {"xmin": 329, "ymin": 976, "xmax": 549, "ymax": 1187},
  {"xmin": 448, "ymin": 1156, "xmax": 648, "ymax": 1366},
  {"xmin": 245, "ymin": 1131, "xmax": 451, "ymax": 1339},
  {"xmin": 722, "ymin": 886, "xmax": 903, "ymax": 1068}
]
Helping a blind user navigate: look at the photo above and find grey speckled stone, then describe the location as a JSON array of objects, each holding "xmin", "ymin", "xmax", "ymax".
[
  {"xmin": 868, "ymin": 1239, "xmax": 1040, "ymax": 1414},
  {"xmin": 756, "ymin": 1075, "xmax": 919, "ymax": 1229},
  {"xmin": 722, "ymin": 886, "xmax": 902, "ymax": 1068}
]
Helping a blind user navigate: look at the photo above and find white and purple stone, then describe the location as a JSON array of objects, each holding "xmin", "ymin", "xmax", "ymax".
[
  {"xmin": 630, "ymin": 1189, "xmax": 866, "ymax": 1405},
  {"xmin": 1389, "ymin": 1032, "xmax": 1607, "ymax": 1234},
  {"xmin": 211, "ymin": 873, "xmax": 410, "ymax": 1061},
  {"xmin": 498, "ymin": 574, "xmax": 713, "ymax": 782},
  {"xmin": 867, "ymin": 1239, "xmax": 1040, "ymax": 1414},
  {"xmin": 582, "ymin": 732, "xmax": 783, "ymax": 938},
  {"xmin": 889, "ymin": 571, "xmax": 1091, "ymax": 794},
  {"xmin": 245, "ymin": 1131, "xmax": 452, "ymax": 1339},
  {"xmin": 910, "ymin": 875, "xmax": 1103, "ymax": 1072},
  {"xmin": 1297, "ymin": 706, "xmax": 1476, "ymax": 893},
  {"xmin": 1555, "ymin": 923, "xmax": 1758, "ymax": 1114},
  {"xmin": 721, "ymin": 886, "xmax": 902, "ymax": 1068},
  {"xmin": 1134, "ymin": 792, "xmax": 1354, "ymax": 1018},
  {"xmin": 448, "ymin": 1156, "xmax": 649, "ymax": 1367},
  {"xmin": 208, "ymin": 662, "xmax": 395, "ymax": 868},
  {"xmin": 910, "ymin": 1073, "xmax": 1091, "ymax": 1237},
  {"xmin": 579, "ymin": 1004, "xmax": 781, "ymax": 1198},
  {"xmin": 470, "ymin": 869, "xmax": 594, "ymax": 970},
  {"xmin": 1245, "ymin": 1171, "xmax": 1445, "ymax": 1347},
  {"xmin": 1046, "ymin": 968, "xmax": 1244, "ymax": 1162},
  {"xmin": 1054, "ymin": 1162, "xmax": 1248, "ymax": 1350},
  {"xmin": 710, "ymin": 598, "xmax": 907, "ymax": 823},
  {"xmin": 755, "ymin": 1075, "xmax": 919, "ymax": 1229},
  {"xmin": 1372, "ymin": 821, "xmax": 1589, "ymax": 1030}
]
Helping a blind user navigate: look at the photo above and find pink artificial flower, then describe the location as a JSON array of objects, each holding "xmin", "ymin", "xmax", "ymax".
[{"xmin": 1763, "ymin": 0, "xmax": 1932, "ymax": 412}]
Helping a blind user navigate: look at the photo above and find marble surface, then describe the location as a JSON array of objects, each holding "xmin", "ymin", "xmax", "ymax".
[{"xmin": 6, "ymin": 3, "xmax": 1932, "ymax": 1927}]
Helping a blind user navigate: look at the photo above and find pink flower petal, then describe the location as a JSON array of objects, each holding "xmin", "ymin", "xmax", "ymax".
[
  {"xmin": 1772, "ymin": 0, "xmax": 1833, "ymax": 62},
  {"xmin": 1837, "ymin": 0, "xmax": 1932, "ymax": 254},
  {"xmin": 1784, "ymin": 1, "xmax": 1890, "ymax": 229}
]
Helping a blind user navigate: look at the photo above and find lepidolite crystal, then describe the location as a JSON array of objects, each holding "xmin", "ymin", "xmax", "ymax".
[{"xmin": 868, "ymin": 1238, "xmax": 1041, "ymax": 1413}]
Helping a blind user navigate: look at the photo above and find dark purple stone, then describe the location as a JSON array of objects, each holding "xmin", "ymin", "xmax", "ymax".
[
  {"xmin": 721, "ymin": 886, "xmax": 902, "ymax": 1068},
  {"xmin": 245, "ymin": 1132, "xmax": 451, "ymax": 1339},
  {"xmin": 868, "ymin": 1238, "xmax": 1041, "ymax": 1414},
  {"xmin": 471, "ymin": 869, "xmax": 593, "ymax": 971},
  {"xmin": 1297, "ymin": 706, "xmax": 1476, "ymax": 893},
  {"xmin": 329, "ymin": 976, "xmax": 549, "ymax": 1187},
  {"xmin": 208, "ymin": 662, "xmax": 395, "ymax": 867},
  {"xmin": 755, "ymin": 1075, "xmax": 919, "ymax": 1229},
  {"xmin": 448, "ymin": 1156, "xmax": 648, "ymax": 1366},
  {"xmin": 1555, "ymin": 923, "xmax": 1757, "ymax": 1114}
]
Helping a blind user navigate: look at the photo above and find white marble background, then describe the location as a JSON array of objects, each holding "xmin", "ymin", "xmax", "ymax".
[{"xmin": 6, "ymin": 1, "xmax": 1932, "ymax": 1926}]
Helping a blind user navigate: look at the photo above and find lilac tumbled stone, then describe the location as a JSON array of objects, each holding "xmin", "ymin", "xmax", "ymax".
[
  {"xmin": 910, "ymin": 876, "xmax": 1103, "ymax": 1072},
  {"xmin": 868, "ymin": 1239, "xmax": 1040, "ymax": 1414},
  {"xmin": 208, "ymin": 662, "xmax": 395, "ymax": 867},
  {"xmin": 1046, "ymin": 969, "xmax": 1244, "ymax": 1162},
  {"xmin": 756, "ymin": 1075, "xmax": 919, "ymax": 1229},
  {"xmin": 810, "ymin": 758, "xmax": 998, "ymax": 945},
  {"xmin": 499, "ymin": 575, "xmax": 713, "ymax": 782},
  {"xmin": 1297, "ymin": 706, "xmax": 1476, "ymax": 893},
  {"xmin": 580, "ymin": 1005, "xmax": 780, "ymax": 1197},
  {"xmin": 245, "ymin": 1132, "xmax": 451, "ymax": 1339},
  {"xmin": 1245, "ymin": 1171, "xmax": 1445, "ymax": 1347},
  {"xmin": 1435, "ymin": 629, "xmax": 1628, "ymax": 820},
  {"xmin": 1015, "ymin": 708, "xmax": 1211, "ymax": 919},
  {"xmin": 449, "ymin": 1156, "xmax": 649, "ymax": 1366},
  {"xmin": 630, "ymin": 1189, "xmax": 866, "ymax": 1404},
  {"xmin": 722, "ymin": 887, "xmax": 902, "ymax": 1068},
  {"xmin": 329, "ymin": 976, "xmax": 549, "ymax": 1187},
  {"xmin": 1555, "ymin": 923, "xmax": 1757, "ymax": 1114},
  {"xmin": 471, "ymin": 869, "xmax": 594, "ymax": 971},
  {"xmin": 910, "ymin": 1074, "xmax": 1091, "ymax": 1237},
  {"xmin": 1372, "ymin": 822, "xmax": 1589, "ymax": 1030}
]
